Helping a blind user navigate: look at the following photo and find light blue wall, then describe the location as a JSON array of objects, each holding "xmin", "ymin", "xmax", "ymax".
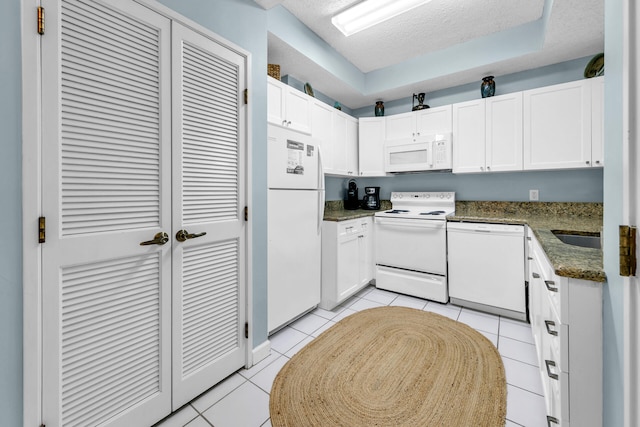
[
  {"xmin": 156, "ymin": 0, "xmax": 269, "ymax": 349},
  {"xmin": 327, "ymin": 169, "xmax": 603, "ymax": 203},
  {"xmin": 602, "ymin": 0, "xmax": 625, "ymax": 425},
  {"xmin": 0, "ymin": 0, "xmax": 23, "ymax": 425},
  {"xmin": 352, "ymin": 56, "xmax": 597, "ymax": 117}
]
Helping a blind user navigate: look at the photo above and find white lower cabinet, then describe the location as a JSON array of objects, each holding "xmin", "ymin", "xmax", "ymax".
[
  {"xmin": 528, "ymin": 233, "xmax": 602, "ymax": 426},
  {"xmin": 321, "ymin": 217, "xmax": 373, "ymax": 310}
]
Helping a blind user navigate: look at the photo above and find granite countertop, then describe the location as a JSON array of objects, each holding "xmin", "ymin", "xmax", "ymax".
[
  {"xmin": 450, "ymin": 201, "xmax": 605, "ymax": 282},
  {"xmin": 323, "ymin": 200, "xmax": 605, "ymax": 282},
  {"xmin": 323, "ymin": 200, "xmax": 391, "ymax": 221}
]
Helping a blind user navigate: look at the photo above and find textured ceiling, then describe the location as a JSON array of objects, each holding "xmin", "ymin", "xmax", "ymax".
[{"xmin": 260, "ymin": 0, "xmax": 604, "ymax": 109}]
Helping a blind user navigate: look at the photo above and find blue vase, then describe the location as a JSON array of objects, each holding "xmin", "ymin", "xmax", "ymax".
[{"xmin": 481, "ymin": 76, "xmax": 495, "ymax": 98}]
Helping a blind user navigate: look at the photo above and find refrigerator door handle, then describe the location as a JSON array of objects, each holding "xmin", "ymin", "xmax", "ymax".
[{"xmin": 317, "ymin": 145, "xmax": 325, "ymax": 234}]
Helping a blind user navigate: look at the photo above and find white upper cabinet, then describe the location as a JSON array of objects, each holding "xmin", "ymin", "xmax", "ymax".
[
  {"xmin": 330, "ymin": 112, "xmax": 358, "ymax": 176},
  {"xmin": 590, "ymin": 76, "xmax": 604, "ymax": 166},
  {"xmin": 310, "ymin": 98, "xmax": 358, "ymax": 177},
  {"xmin": 267, "ymin": 76, "xmax": 311, "ymax": 134},
  {"xmin": 358, "ymin": 117, "xmax": 386, "ymax": 176},
  {"xmin": 385, "ymin": 105, "xmax": 452, "ymax": 141},
  {"xmin": 486, "ymin": 92, "xmax": 523, "ymax": 172},
  {"xmin": 311, "ymin": 99, "xmax": 335, "ymax": 171},
  {"xmin": 453, "ymin": 99, "xmax": 486, "ymax": 173},
  {"xmin": 523, "ymin": 79, "xmax": 592, "ymax": 170},
  {"xmin": 453, "ymin": 93, "xmax": 523, "ymax": 173}
]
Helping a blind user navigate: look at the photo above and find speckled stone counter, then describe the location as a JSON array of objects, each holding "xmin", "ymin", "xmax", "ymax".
[
  {"xmin": 323, "ymin": 200, "xmax": 392, "ymax": 221},
  {"xmin": 450, "ymin": 201, "xmax": 605, "ymax": 282}
]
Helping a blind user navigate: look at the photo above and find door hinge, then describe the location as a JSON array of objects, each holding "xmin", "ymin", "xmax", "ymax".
[
  {"xmin": 38, "ymin": 216, "xmax": 46, "ymax": 243},
  {"xmin": 243, "ymin": 89, "xmax": 248, "ymax": 105},
  {"xmin": 37, "ymin": 6, "xmax": 45, "ymax": 35},
  {"xmin": 620, "ymin": 225, "xmax": 637, "ymax": 276},
  {"xmin": 244, "ymin": 322, "xmax": 249, "ymax": 339},
  {"xmin": 244, "ymin": 206, "xmax": 248, "ymax": 222}
]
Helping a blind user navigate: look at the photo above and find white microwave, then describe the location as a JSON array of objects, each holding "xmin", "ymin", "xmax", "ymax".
[{"xmin": 384, "ymin": 133, "xmax": 452, "ymax": 173}]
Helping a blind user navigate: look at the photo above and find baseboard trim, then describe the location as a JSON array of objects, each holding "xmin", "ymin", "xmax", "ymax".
[{"xmin": 251, "ymin": 340, "xmax": 271, "ymax": 366}]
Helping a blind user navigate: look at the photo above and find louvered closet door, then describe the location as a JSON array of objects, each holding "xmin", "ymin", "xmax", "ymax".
[
  {"xmin": 171, "ymin": 23, "xmax": 247, "ymax": 408},
  {"xmin": 41, "ymin": 1, "xmax": 172, "ymax": 426}
]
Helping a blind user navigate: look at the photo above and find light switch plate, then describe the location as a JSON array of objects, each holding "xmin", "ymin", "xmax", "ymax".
[{"xmin": 529, "ymin": 189, "xmax": 539, "ymax": 201}]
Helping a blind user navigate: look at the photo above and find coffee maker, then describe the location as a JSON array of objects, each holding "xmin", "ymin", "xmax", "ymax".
[
  {"xmin": 344, "ymin": 179, "xmax": 360, "ymax": 210},
  {"xmin": 362, "ymin": 187, "xmax": 381, "ymax": 210}
]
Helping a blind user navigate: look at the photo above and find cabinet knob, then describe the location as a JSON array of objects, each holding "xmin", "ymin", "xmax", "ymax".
[
  {"xmin": 282, "ymin": 120, "xmax": 287, "ymax": 126},
  {"xmin": 595, "ymin": 160, "xmax": 601, "ymax": 164},
  {"xmin": 287, "ymin": 121, "xmax": 292, "ymax": 126},
  {"xmin": 480, "ymin": 166, "xmax": 484, "ymax": 171},
  {"xmin": 586, "ymin": 160, "xmax": 590, "ymax": 165},
  {"xmin": 486, "ymin": 166, "xmax": 491, "ymax": 171}
]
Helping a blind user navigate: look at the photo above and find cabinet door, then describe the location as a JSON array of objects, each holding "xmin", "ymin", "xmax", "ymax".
[
  {"xmin": 486, "ymin": 92, "xmax": 523, "ymax": 172},
  {"xmin": 332, "ymin": 112, "xmax": 348, "ymax": 175},
  {"xmin": 267, "ymin": 77, "xmax": 285, "ymax": 126},
  {"xmin": 337, "ymin": 232, "xmax": 361, "ymax": 301},
  {"xmin": 358, "ymin": 218, "xmax": 374, "ymax": 285},
  {"xmin": 358, "ymin": 117, "xmax": 386, "ymax": 176},
  {"xmin": 285, "ymin": 87, "xmax": 311, "ymax": 134},
  {"xmin": 312, "ymin": 100, "xmax": 335, "ymax": 172},
  {"xmin": 416, "ymin": 105, "xmax": 452, "ymax": 135},
  {"xmin": 524, "ymin": 80, "xmax": 591, "ymax": 170},
  {"xmin": 385, "ymin": 111, "xmax": 415, "ymax": 140},
  {"xmin": 590, "ymin": 76, "xmax": 604, "ymax": 166},
  {"xmin": 345, "ymin": 116, "xmax": 359, "ymax": 176},
  {"xmin": 453, "ymin": 99, "xmax": 486, "ymax": 173}
]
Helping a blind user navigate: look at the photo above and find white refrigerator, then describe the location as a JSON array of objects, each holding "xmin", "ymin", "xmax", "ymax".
[{"xmin": 267, "ymin": 124, "xmax": 324, "ymax": 333}]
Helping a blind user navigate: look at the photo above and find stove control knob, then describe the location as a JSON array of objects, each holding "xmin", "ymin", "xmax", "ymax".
[{"xmin": 439, "ymin": 194, "xmax": 445, "ymax": 199}]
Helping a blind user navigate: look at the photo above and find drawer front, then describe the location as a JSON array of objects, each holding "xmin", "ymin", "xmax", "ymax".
[{"xmin": 338, "ymin": 220, "xmax": 360, "ymax": 236}]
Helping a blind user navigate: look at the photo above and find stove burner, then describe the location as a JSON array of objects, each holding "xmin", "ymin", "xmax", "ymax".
[
  {"xmin": 420, "ymin": 210, "xmax": 446, "ymax": 215},
  {"xmin": 386, "ymin": 209, "xmax": 409, "ymax": 214}
]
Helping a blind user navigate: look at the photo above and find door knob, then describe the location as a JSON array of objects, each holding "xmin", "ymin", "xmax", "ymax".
[
  {"xmin": 176, "ymin": 229, "xmax": 207, "ymax": 242},
  {"xmin": 140, "ymin": 232, "xmax": 169, "ymax": 246}
]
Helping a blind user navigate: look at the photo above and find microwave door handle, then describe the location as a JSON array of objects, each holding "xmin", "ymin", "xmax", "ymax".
[{"xmin": 427, "ymin": 141, "xmax": 433, "ymax": 168}]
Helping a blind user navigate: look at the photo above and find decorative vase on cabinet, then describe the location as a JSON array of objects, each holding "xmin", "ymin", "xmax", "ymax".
[
  {"xmin": 481, "ymin": 76, "xmax": 496, "ymax": 98},
  {"xmin": 375, "ymin": 101, "xmax": 384, "ymax": 116}
]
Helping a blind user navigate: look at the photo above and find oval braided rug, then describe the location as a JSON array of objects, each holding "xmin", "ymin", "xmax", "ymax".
[{"xmin": 270, "ymin": 306, "xmax": 506, "ymax": 427}]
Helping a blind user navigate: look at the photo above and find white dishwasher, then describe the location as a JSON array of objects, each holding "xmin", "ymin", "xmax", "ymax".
[{"xmin": 447, "ymin": 222, "xmax": 526, "ymax": 320}]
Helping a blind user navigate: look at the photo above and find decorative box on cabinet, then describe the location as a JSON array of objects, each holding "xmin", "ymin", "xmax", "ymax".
[
  {"xmin": 321, "ymin": 218, "xmax": 373, "ymax": 310},
  {"xmin": 527, "ymin": 233, "xmax": 602, "ymax": 426},
  {"xmin": 523, "ymin": 79, "xmax": 593, "ymax": 170},
  {"xmin": 453, "ymin": 93, "xmax": 523, "ymax": 173},
  {"xmin": 358, "ymin": 117, "xmax": 387, "ymax": 176},
  {"xmin": 385, "ymin": 105, "xmax": 452, "ymax": 141},
  {"xmin": 267, "ymin": 76, "xmax": 311, "ymax": 134}
]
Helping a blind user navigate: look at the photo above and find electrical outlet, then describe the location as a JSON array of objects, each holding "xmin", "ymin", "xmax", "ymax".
[{"xmin": 529, "ymin": 189, "xmax": 539, "ymax": 201}]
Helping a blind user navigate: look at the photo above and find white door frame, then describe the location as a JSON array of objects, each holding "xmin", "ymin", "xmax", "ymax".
[
  {"xmin": 21, "ymin": 1, "xmax": 254, "ymax": 425},
  {"xmin": 623, "ymin": 1, "xmax": 639, "ymax": 426}
]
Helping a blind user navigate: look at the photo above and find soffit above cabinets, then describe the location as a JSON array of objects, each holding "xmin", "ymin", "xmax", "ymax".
[{"xmin": 257, "ymin": 0, "xmax": 604, "ymax": 110}]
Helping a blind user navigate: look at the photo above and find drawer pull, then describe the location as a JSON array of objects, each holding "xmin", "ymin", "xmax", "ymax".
[
  {"xmin": 545, "ymin": 320, "xmax": 559, "ymax": 336},
  {"xmin": 545, "ymin": 359, "xmax": 559, "ymax": 380},
  {"xmin": 532, "ymin": 272, "xmax": 540, "ymax": 279},
  {"xmin": 545, "ymin": 280, "xmax": 558, "ymax": 292},
  {"xmin": 547, "ymin": 416, "xmax": 560, "ymax": 426}
]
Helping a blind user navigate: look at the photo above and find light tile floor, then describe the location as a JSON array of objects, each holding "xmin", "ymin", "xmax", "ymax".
[{"xmin": 155, "ymin": 286, "xmax": 547, "ymax": 427}]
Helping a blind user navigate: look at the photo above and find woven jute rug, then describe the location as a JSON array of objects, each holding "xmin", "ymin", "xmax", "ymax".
[{"xmin": 270, "ymin": 306, "xmax": 506, "ymax": 427}]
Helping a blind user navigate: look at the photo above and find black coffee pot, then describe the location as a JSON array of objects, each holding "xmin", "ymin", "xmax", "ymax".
[{"xmin": 362, "ymin": 187, "xmax": 381, "ymax": 210}]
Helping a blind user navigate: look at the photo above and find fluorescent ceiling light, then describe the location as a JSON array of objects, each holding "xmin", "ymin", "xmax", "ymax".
[{"xmin": 332, "ymin": 0, "xmax": 433, "ymax": 37}]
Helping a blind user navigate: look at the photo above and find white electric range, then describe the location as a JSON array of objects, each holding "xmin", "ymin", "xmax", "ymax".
[{"xmin": 374, "ymin": 192, "xmax": 455, "ymax": 303}]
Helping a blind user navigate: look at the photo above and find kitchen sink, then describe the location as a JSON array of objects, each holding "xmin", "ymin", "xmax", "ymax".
[{"xmin": 552, "ymin": 231, "xmax": 601, "ymax": 249}]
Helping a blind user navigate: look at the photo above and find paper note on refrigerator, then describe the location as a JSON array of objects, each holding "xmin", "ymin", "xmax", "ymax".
[{"xmin": 287, "ymin": 140, "xmax": 304, "ymax": 174}]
